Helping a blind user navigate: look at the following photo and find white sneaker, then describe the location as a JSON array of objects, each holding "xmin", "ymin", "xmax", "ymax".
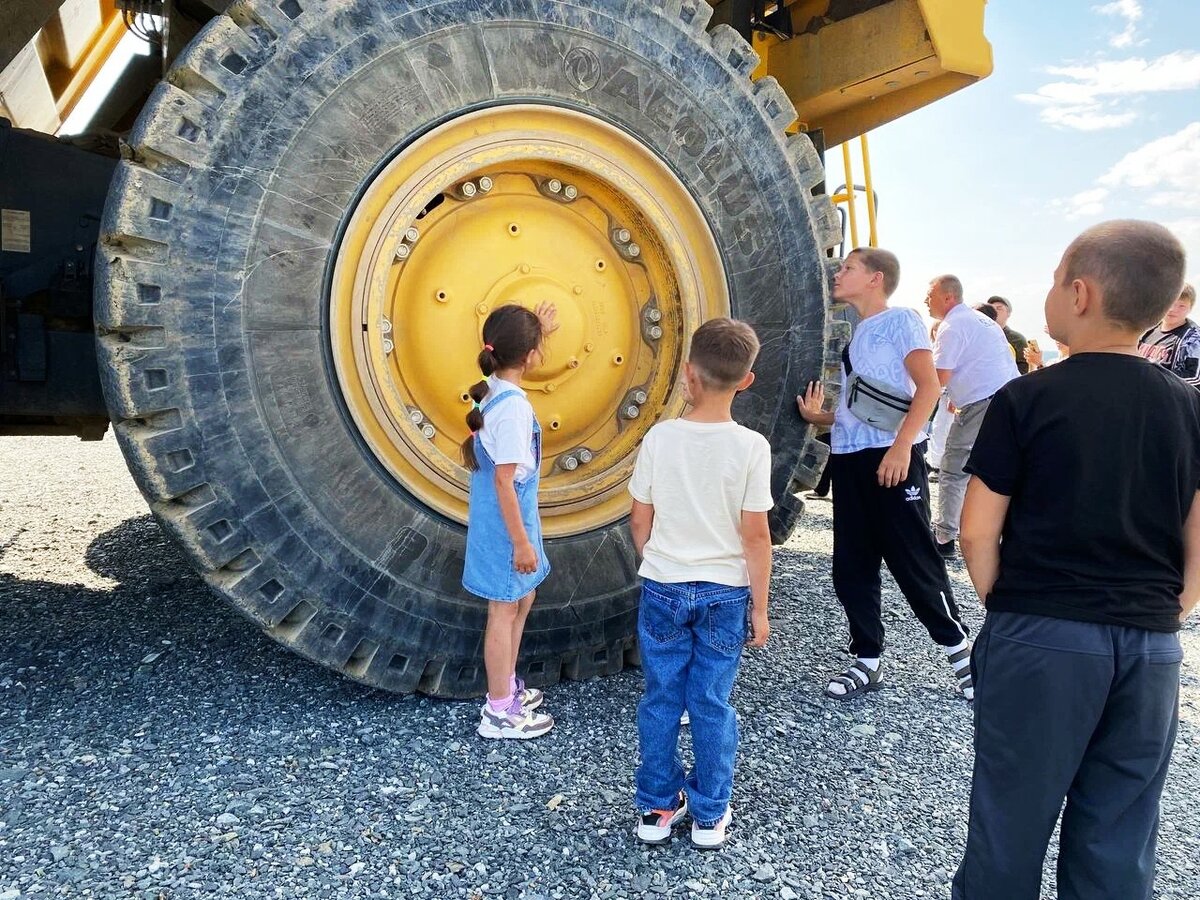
[
  {"xmin": 680, "ymin": 710, "xmax": 690, "ymax": 726},
  {"xmin": 477, "ymin": 699, "xmax": 554, "ymax": 740},
  {"xmin": 636, "ymin": 792, "xmax": 688, "ymax": 845},
  {"xmin": 691, "ymin": 808, "xmax": 732, "ymax": 850},
  {"xmin": 514, "ymin": 677, "xmax": 544, "ymax": 711}
]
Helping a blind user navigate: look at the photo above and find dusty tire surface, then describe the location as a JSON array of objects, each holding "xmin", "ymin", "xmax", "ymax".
[{"xmin": 95, "ymin": 0, "xmax": 839, "ymax": 696}]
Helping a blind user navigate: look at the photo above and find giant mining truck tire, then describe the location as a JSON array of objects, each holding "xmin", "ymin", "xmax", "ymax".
[{"xmin": 95, "ymin": 0, "xmax": 843, "ymax": 697}]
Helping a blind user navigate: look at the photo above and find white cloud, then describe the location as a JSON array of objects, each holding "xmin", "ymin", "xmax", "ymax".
[
  {"xmin": 1050, "ymin": 122, "xmax": 1200, "ymax": 220},
  {"xmin": 1017, "ymin": 51, "xmax": 1200, "ymax": 131},
  {"xmin": 1054, "ymin": 187, "xmax": 1111, "ymax": 220},
  {"xmin": 1098, "ymin": 121, "xmax": 1200, "ymax": 192},
  {"xmin": 1094, "ymin": 0, "xmax": 1144, "ymax": 49}
]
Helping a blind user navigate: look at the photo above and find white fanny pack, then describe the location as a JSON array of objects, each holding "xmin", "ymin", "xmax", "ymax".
[{"xmin": 842, "ymin": 344, "xmax": 912, "ymax": 432}]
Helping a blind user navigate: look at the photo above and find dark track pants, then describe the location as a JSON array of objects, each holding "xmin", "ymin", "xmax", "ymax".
[
  {"xmin": 953, "ymin": 612, "xmax": 1183, "ymax": 900},
  {"xmin": 829, "ymin": 444, "xmax": 967, "ymax": 658}
]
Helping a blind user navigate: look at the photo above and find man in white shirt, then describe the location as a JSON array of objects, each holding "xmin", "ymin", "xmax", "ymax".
[{"xmin": 926, "ymin": 275, "xmax": 1020, "ymax": 557}]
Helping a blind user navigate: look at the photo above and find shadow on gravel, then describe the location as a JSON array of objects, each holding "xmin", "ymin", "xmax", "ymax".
[{"xmin": 0, "ymin": 514, "xmax": 389, "ymax": 723}]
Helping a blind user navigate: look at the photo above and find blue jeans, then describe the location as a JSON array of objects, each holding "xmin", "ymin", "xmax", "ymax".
[{"xmin": 635, "ymin": 578, "xmax": 749, "ymax": 827}]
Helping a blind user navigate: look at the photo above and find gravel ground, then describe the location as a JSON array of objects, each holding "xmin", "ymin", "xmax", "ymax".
[{"xmin": 1, "ymin": 434, "xmax": 1197, "ymax": 900}]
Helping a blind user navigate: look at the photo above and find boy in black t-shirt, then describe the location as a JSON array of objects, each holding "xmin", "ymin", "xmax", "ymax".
[{"xmin": 951, "ymin": 220, "xmax": 1200, "ymax": 900}]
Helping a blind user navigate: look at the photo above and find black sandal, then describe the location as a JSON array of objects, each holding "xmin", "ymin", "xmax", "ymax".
[{"xmin": 824, "ymin": 660, "xmax": 884, "ymax": 700}]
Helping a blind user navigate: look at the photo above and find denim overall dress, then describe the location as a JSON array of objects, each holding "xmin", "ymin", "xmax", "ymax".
[{"xmin": 461, "ymin": 390, "xmax": 551, "ymax": 602}]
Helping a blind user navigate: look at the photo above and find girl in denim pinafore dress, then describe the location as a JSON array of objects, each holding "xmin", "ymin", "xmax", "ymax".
[{"xmin": 460, "ymin": 304, "xmax": 557, "ymax": 740}]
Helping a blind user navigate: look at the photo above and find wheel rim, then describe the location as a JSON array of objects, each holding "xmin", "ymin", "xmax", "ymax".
[{"xmin": 330, "ymin": 104, "xmax": 728, "ymax": 537}]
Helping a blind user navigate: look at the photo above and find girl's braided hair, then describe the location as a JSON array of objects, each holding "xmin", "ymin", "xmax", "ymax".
[{"xmin": 461, "ymin": 304, "xmax": 543, "ymax": 471}]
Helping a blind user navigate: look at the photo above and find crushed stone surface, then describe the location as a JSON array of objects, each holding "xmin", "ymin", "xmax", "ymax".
[{"xmin": 1, "ymin": 435, "xmax": 1197, "ymax": 898}]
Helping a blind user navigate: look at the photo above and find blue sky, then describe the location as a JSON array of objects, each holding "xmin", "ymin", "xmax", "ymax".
[{"xmin": 824, "ymin": 0, "xmax": 1200, "ymax": 340}]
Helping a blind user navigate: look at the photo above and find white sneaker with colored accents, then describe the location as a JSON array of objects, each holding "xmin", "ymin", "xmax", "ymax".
[
  {"xmin": 636, "ymin": 792, "xmax": 688, "ymax": 845},
  {"xmin": 691, "ymin": 808, "xmax": 732, "ymax": 850},
  {"xmin": 477, "ymin": 698, "xmax": 553, "ymax": 740}
]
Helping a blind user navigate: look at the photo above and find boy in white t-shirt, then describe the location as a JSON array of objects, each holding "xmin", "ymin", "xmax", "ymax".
[
  {"xmin": 629, "ymin": 318, "xmax": 773, "ymax": 851},
  {"xmin": 798, "ymin": 248, "xmax": 972, "ymax": 702}
]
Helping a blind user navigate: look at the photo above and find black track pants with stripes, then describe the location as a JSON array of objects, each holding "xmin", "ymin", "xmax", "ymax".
[{"xmin": 829, "ymin": 443, "xmax": 968, "ymax": 658}]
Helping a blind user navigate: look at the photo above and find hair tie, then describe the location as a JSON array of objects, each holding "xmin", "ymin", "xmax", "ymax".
[
  {"xmin": 483, "ymin": 343, "xmax": 494, "ymax": 352},
  {"xmin": 472, "ymin": 401, "xmax": 481, "ymax": 411}
]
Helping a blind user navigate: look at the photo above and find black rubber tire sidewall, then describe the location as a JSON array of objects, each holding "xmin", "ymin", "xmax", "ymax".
[{"xmin": 96, "ymin": 0, "xmax": 830, "ymax": 696}]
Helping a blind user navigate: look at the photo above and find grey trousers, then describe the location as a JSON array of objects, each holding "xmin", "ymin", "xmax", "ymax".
[
  {"xmin": 933, "ymin": 397, "xmax": 991, "ymax": 544},
  {"xmin": 953, "ymin": 612, "xmax": 1182, "ymax": 900}
]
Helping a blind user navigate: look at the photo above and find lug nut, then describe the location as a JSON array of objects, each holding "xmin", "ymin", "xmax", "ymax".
[
  {"xmin": 409, "ymin": 410, "xmax": 424, "ymax": 426},
  {"xmin": 646, "ymin": 308, "xmax": 662, "ymax": 323},
  {"xmin": 421, "ymin": 424, "xmax": 436, "ymax": 440},
  {"xmin": 561, "ymin": 455, "xmax": 579, "ymax": 471},
  {"xmin": 648, "ymin": 325, "xmax": 663, "ymax": 340},
  {"xmin": 578, "ymin": 449, "xmax": 594, "ymax": 464},
  {"xmin": 564, "ymin": 185, "xmax": 579, "ymax": 200},
  {"xmin": 615, "ymin": 228, "xmax": 632, "ymax": 244},
  {"xmin": 461, "ymin": 181, "xmax": 478, "ymax": 198},
  {"xmin": 381, "ymin": 317, "xmax": 393, "ymax": 334},
  {"xmin": 634, "ymin": 390, "xmax": 648, "ymax": 405},
  {"xmin": 623, "ymin": 405, "xmax": 640, "ymax": 420},
  {"xmin": 478, "ymin": 176, "xmax": 494, "ymax": 192},
  {"xmin": 627, "ymin": 243, "xmax": 641, "ymax": 258},
  {"xmin": 547, "ymin": 178, "xmax": 563, "ymax": 194},
  {"xmin": 395, "ymin": 244, "xmax": 411, "ymax": 260},
  {"xmin": 404, "ymin": 226, "xmax": 420, "ymax": 243},
  {"xmin": 383, "ymin": 339, "xmax": 395, "ymax": 355}
]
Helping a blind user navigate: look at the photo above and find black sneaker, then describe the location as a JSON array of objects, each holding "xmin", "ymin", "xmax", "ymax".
[
  {"xmin": 636, "ymin": 791, "xmax": 688, "ymax": 845},
  {"xmin": 937, "ymin": 539, "xmax": 956, "ymax": 559}
]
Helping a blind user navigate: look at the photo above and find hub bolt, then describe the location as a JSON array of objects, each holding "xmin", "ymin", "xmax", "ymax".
[
  {"xmin": 561, "ymin": 455, "xmax": 579, "ymax": 471},
  {"xmin": 623, "ymin": 405, "xmax": 641, "ymax": 420},
  {"xmin": 478, "ymin": 176, "xmax": 494, "ymax": 192},
  {"xmin": 404, "ymin": 226, "xmax": 420, "ymax": 243},
  {"xmin": 409, "ymin": 410, "xmax": 425, "ymax": 426},
  {"xmin": 547, "ymin": 178, "xmax": 563, "ymax": 194},
  {"xmin": 395, "ymin": 244, "xmax": 411, "ymax": 261},
  {"xmin": 627, "ymin": 243, "xmax": 641, "ymax": 258},
  {"xmin": 578, "ymin": 449, "xmax": 594, "ymax": 464},
  {"xmin": 614, "ymin": 228, "xmax": 632, "ymax": 244},
  {"xmin": 461, "ymin": 181, "xmax": 478, "ymax": 198},
  {"xmin": 564, "ymin": 185, "xmax": 579, "ymax": 200},
  {"xmin": 634, "ymin": 390, "xmax": 648, "ymax": 405},
  {"xmin": 648, "ymin": 325, "xmax": 663, "ymax": 340},
  {"xmin": 383, "ymin": 339, "xmax": 395, "ymax": 355},
  {"xmin": 646, "ymin": 308, "xmax": 662, "ymax": 323},
  {"xmin": 381, "ymin": 317, "xmax": 393, "ymax": 334},
  {"xmin": 421, "ymin": 424, "xmax": 437, "ymax": 440}
]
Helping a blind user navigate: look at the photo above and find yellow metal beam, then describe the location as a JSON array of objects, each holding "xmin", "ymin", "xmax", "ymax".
[
  {"xmin": 45, "ymin": 1, "xmax": 126, "ymax": 121},
  {"xmin": 762, "ymin": 0, "xmax": 992, "ymax": 146}
]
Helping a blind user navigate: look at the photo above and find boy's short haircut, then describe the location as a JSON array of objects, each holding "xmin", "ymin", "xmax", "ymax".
[
  {"xmin": 689, "ymin": 318, "xmax": 760, "ymax": 390},
  {"xmin": 848, "ymin": 247, "xmax": 901, "ymax": 298},
  {"xmin": 1063, "ymin": 220, "xmax": 1187, "ymax": 331},
  {"xmin": 987, "ymin": 295, "xmax": 1012, "ymax": 311},
  {"xmin": 1182, "ymin": 283, "xmax": 1196, "ymax": 306}
]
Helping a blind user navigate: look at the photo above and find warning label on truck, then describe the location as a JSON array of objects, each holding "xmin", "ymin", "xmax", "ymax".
[{"xmin": 1, "ymin": 209, "xmax": 31, "ymax": 253}]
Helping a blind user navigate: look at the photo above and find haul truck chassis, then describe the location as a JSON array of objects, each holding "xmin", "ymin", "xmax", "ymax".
[{"xmin": 0, "ymin": 0, "xmax": 992, "ymax": 697}]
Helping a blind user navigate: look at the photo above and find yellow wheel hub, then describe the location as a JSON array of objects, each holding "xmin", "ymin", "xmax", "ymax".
[{"xmin": 330, "ymin": 105, "xmax": 728, "ymax": 536}]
